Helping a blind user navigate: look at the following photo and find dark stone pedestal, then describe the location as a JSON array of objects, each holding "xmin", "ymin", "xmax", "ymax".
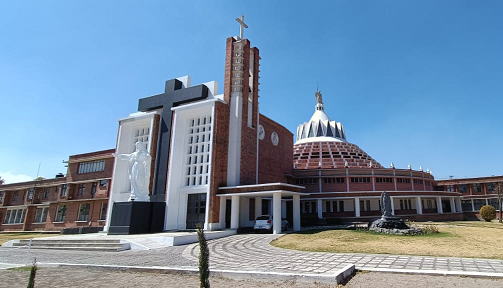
[
  {"xmin": 108, "ymin": 201, "xmax": 165, "ymax": 235},
  {"xmin": 369, "ymin": 216, "xmax": 409, "ymax": 229}
]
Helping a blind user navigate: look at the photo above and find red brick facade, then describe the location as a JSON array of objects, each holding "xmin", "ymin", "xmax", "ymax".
[{"xmin": 0, "ymin": 149, "xmax": 113, "ymax": 232}]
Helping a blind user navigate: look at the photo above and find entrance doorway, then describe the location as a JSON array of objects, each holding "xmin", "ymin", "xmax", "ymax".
[{"xmin": 186, "ymin": 193, "xmax": 206, "ymax": 229}]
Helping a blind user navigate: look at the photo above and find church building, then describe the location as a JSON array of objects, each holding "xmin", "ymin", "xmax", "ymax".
[{"xmin": 105, "ymin": 17, "xmax": 303, "ymax": 234}]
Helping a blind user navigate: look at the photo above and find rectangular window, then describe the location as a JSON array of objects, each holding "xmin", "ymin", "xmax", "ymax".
[
  {"xmin": 78, "ymin": 160, "xmax": 105, "ymax": 174},
  {"xmin": 3, "ymin": 209, "xmax": 26, "ymax": 224},
  {"xmin": 60, "ymin": 184, "xmax": 67, "ymax": 197},
  {"xmin": 91, "ymin": 182, "xmax": 97, "ymax": 196},
  {"xmin": 462, "ymin": 200, "xmax": 473, "ymax": 211},
  {"xmin": 78, "ymin": 184, "xmax": 85, "ymax": 196},
  {"xmin": 0, "ymin": 191, "xmax": 4, "ymax": 202},
  {"xmin": 77, "ymin": 203, "xmax": 91, "ymax": 221},
  {"xmin": 487, "ymin": 183, "xmax": 495, "ymax": 192},
  {"xmin": 99, "ymin": 180, "xmax": 107, "ymax": 187},
  {"xmin": 185, "ymin": 116, "xmax": 212, "ymax": 187},
  {"xmin": 99, "ymin": 203, "xmax": 108, "ymax": 221},
  {"xmin": 323, "ymin": 178, "xmax": 344, "ymax": 184},
  {"xmin": 473, "ymin": 183, "xmax": 482, "ymax": 193},
  {"xmin": 43, "ymin": 188, "xmax": 50, "ymax": 199},
  {"xmin": 474, "ymin": 199, "xmax": 486, "ymax": 211},
  {"xmin": 27, "ymin": 188, "xmax": 34, "ymax": 200},
  {"xmin": 376, "ymin": 177, "xmax": 393, "ymax": 183},
  {"xmin": 397, "ymin": 178, "xmax": 411, "ymax": 184},
  {"xmin": 351, "ymin": 177, "xmax": 371, "ymax": 183},
  {"xmin": 413, "ymin": 179, "xmax": 423, "ymax": 185},
  {"xmin": 34, "ymin": 207, "xmax": 49, "ymax": 223},
  {"xmin": 459, "ymin": 184, "xmax": 467, "ymax": 193},
  {"xmin": 446, "ymin": 185, "xmax": 455, "ymax": 192},
  {"xmin": 13, "ymin": 191, "xmax": 19, "ymax": 201},
  {"xmin": 296, "ymin": 178, "xmax": 318, "ymax": 185},
  {"xmin": 339, "ymin": 201, "xmax": 345, "ymax": 212},
  {"xmin": 55, "ymin": 205, "xmax": 67, "ymax": 222}
]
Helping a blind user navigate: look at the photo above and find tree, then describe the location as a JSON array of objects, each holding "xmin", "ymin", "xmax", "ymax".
[
  {"xmin": 495, "ymin": 182, "xmax": 503, "ymax": 223},
  {"xmin": 34, "ymin": 176, "xmax": 45, "ymax": 181},
  {"xmin": 0, "ymin": 176, "xmax": 4, "ymax": 185}
]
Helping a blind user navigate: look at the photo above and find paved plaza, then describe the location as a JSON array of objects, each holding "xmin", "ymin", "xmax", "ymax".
[{"xmin": 2, "ymin": 234, "xmax": 503, "ymax": 279}]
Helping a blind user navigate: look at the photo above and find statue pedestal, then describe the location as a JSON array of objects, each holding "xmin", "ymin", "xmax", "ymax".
[{"xmin": 108, "ymin": 201, "xmax": 165, "ymax": 235}]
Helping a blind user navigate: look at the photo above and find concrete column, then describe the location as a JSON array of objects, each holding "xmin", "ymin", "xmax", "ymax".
[
  {"xmin": 355, "ymin": 197, "xmax": 361, "ymax": 217},
  {"xmin": 317, "ymin": 199, "xmax": 323, "ymax": 219},
  {"xmin": 456, "ymin": 198, "xmax": 462, "ymax": 212},
  {"xmin": 255, "ymin": 196, "xmax": 262, "ymax": 219},
  {"xmin": 273, "ymin": 192, "xmax": 282, "ymax": 234},
  {"xmin": 219, "ymin": 196, "xmax": 227, "ymax": 229},
  {"xmin": 230, "ymin": 195, "xmax": 240, "ymax": 229},
  {"xmin": 390, "ymin": 197, "xmax": 395, "ymax": 215},
  {"xmin": 486, "ymin": 198, "xmax": 489, "ymax": 205},
  {"xmin": 282, "ymin": 201, "xmax": 287, "ymax": 219},
  {"xmin": 416, "ymin": 197, "xmax": 423, "ymax": 215},
  {"xmin": 471, "ymin": 199, "xmax": 475, "ymax": 211},
  {"xmin": 293, "ymin": 194, "xmax": 301, "ymax": 231},
  {"xmin": 436, "ymin": 197, "xmax": 443, "ymax": 214},
  {"xmin": 450, "ymin": 198, "xmax": 456, "ymax": 213}
]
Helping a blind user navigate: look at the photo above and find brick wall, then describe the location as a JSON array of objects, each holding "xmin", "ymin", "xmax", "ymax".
[
  {"xmin": 258, "ymin": 114, "xmax": 293, "ymax": 183},
  {"xmin": 208, "ymin": 101, "xmax": 230, "ymax": 224}
]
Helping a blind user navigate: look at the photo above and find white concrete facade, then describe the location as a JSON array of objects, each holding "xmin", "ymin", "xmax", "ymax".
[{"xmin": 104, "ymin": 111, "xmax": 159, "ymax": 232}]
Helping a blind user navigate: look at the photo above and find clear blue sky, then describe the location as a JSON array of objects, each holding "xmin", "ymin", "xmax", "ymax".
[{"xmin": 1, "ymin": 1, "xmax": 502, "ymax": 183}]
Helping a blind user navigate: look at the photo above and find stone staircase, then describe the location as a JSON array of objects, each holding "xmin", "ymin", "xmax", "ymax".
[{"xmin": 10, "ymin": 239, "xmax": 130, "ymax": 252}]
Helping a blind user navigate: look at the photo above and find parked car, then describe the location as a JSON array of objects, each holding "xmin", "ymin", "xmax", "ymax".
[{"xmin": 253, "ymin": 215, "xmax": 289, "ymax": 232}]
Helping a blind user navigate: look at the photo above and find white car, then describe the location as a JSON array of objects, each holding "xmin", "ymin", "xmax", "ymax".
[{"xmin": 253, "ymin": 215, "xmax": 289, "ymax": 232}]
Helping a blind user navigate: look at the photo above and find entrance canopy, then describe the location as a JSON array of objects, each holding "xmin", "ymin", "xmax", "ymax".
[{"xmin": 217, "ymin": 183, "xmax": 308, "ymax": 234}]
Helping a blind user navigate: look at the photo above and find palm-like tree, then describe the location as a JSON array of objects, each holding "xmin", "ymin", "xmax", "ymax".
[{"xmin": 0, "ymin": 176, "xmax": 4, "ymax": 185}]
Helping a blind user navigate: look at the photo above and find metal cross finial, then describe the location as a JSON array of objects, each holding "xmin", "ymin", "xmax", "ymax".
[{"xmin": 235, "ymin": 14, "xmax": 248, "ymax": 40}]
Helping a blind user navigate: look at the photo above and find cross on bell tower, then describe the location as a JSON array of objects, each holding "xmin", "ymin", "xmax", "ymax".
[{"xmin": 235, "ymin": 14, "xmax": 248, "ymax": 40}]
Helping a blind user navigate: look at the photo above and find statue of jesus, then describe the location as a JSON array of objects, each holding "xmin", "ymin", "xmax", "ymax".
[{"xmin": 114, "ymin": 142, "xmax": 151, "ymax": 202}]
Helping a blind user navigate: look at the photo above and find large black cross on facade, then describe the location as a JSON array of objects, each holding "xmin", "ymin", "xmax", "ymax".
[{"xmin": 138, "ymin": 78, "xmax": 209, "ymax": 202}]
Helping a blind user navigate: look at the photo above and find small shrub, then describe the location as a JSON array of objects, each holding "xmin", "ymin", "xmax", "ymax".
[
  {"xmin": 421, "ymin": 225, "xmax": 439, "ymax": 235},
  {"xmin": 27, "ymin": 258, "xmax": 37, "ymax": 288},
  {"xmin": 196, "ymin": 223, "xmax": 210, "ymax": 288},
  {"xmin": 480, "ymin": 205, "xmax": 496, "ymax": 222}
]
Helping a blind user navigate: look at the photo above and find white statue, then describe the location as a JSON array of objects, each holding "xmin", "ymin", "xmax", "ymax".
[
  {"xmin": 114, "ymin": 142, "xmax": 151, "ymax": 201},
  {"xmin": 315, "ymin": 90, "xmax": 323, "ymax": 104}
]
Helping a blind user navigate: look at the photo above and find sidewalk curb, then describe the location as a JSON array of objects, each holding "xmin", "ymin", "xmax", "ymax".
[
  {"xmin": 358, "ymin": 267, "xmax": 503, "ymax": 279},
  {"xmin": 36, "ymin": 262, "xmax": 355, "ymax": 284}
]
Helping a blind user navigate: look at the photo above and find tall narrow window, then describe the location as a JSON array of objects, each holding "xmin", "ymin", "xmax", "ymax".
[
  {"xmin": 91, "ymin": 182, "xmax": 97, "ymax": 196},
  {"xmin": 77, "ymin": 203, "xmax": 91, "ymax": 221},
  {"xmin": 99, "ymin": 203, "xmax": 108, "ymax": 221},
  {"xmin": 55, "ymin": 205, "xmax": 67, "ymax": 222},
  {"xmin": 78, "ymin": 184, "xmax": 85, "ymax": 196},
  {"xmin": 60, "ymin": 184, "xmax": 67, "ymax": 198}
]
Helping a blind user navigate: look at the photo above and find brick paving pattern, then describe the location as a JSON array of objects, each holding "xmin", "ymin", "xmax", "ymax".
[{"xmin": 2, "ymin": 234, "xmax": 503, "ymax": 277}]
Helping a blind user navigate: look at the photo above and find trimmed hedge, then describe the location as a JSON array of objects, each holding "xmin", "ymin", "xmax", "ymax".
[{"xmin": 480, "ymin": 205, "xmax": 496, "ymax": 222}]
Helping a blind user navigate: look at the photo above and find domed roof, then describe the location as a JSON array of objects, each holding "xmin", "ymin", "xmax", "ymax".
[{"xmin": 293, "ymin": 90, "xmax": 383, "ymax": 169}]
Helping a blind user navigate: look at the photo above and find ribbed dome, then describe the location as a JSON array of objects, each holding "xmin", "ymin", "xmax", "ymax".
[{"xmin": 293, "ymin": 90, "xmax": 382, "ymax": 169}]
